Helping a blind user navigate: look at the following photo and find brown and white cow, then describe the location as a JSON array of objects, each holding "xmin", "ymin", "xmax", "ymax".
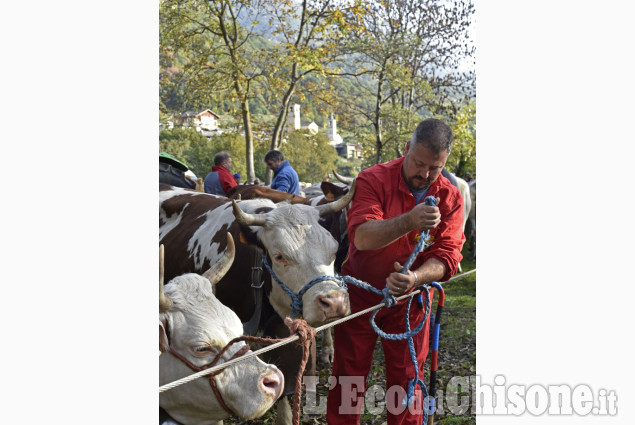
[
  {"xmin": 226, "ymin": 185, "xmax": 311, "ymax": 205},
  {"xmin": 159, "ymin": 235, "xmax": 284, "ymax": 424},
  {"xmin": 159, "ymin": 182, "xmax": 354, "ymax": 419},
  {"xmin": 159, "ymin": 182, "xmax": 353, "ymax": 325}
]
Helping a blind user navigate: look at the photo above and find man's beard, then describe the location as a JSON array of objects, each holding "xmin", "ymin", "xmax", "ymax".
[{"xmin": 406, "ymin": 175, "xmax": 431, "ymax": 191}]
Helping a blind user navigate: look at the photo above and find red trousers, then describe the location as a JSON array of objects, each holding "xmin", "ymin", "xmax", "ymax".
[{"xmin": 326, "ymin": 288, "xmax": 433, "ymax": 425}]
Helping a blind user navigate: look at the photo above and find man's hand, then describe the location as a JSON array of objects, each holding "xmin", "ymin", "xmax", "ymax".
[
  {"xmin": 408, "ymin": 203, "xmax": 441, "ymax": 231},
  {"xmin": 386, "ymin": 261, "xmax": 417, "ymax": 295}
]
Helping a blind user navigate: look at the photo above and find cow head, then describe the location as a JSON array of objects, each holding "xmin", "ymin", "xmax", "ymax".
[
  {"xmin": 232, "ymin": 181, "xmax": 356, "ymax": 325},
  {"xmin": 159, "ymin": 234, "xmax": 284, "ymax": 422}
]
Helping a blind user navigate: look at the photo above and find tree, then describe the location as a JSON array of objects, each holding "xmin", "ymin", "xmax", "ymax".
[
  {"xmin": 160, "ymin": 0, "xmax": 269, "ymax": 183},
  {"xmin": 282, "ymin": 129, "xmax": 338, "ymax": 183},
  {"xmin": 340, "ymin": 0, "xmax": 475, "ymax": 164},
  {"xmin": 159, "ymin": 127, "xmax": 207, "ymax": 169},
  {"xmin": 255, "ymin": 0, "xmax": 365, "ymax": 184},
  {"xmin": 445, "ymin": 101, "xmax": 476, "ymax": 178}
]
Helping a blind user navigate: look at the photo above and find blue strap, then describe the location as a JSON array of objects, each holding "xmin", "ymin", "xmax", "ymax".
[{"xmin": 261, "ymin": 254, "xmax": 349, "ymax": 318}]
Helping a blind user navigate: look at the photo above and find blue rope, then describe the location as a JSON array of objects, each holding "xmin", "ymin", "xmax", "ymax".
[
  {"xmin": 368, "ymin": 195, "xmax": 438, "ymax": 422},
  {"xmin": 261, "ymin": 254, "xmax": 349, "ymax": 318}
]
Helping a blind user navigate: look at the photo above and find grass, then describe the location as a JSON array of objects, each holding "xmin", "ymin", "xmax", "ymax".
[{"xmin": 225, "ymin": 246, "xmax": 476, "ymax": 424}]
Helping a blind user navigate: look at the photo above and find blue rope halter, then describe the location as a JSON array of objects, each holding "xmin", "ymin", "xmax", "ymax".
[{"xmin": 261, "ymin": 253, "xmax": 348, "ymax": 318}]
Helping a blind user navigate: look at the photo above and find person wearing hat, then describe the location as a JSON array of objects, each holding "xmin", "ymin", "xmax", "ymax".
[
  {"xmin": 204, "ymin": 151, "xmax": 237, "ymax": 196},
  {"xmin": 233, "ymin": 173, "xmax": 241, "ymax": 185},
  {"xmin": 159, "ymin": 152, "xmax": 197, "ymax": 190}
]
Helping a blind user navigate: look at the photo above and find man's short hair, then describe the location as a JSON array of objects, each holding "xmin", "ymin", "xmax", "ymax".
[
  {"xmin": 214, "ymin": 151, "xmax": 231, "ymax": 166},
  {"xmin": 264, "ymin": 150, "xmax": 284, "ymax": 163},
  {"xmin": 411, "ymin": 118, "xmax": 454, "ymax": 155}
]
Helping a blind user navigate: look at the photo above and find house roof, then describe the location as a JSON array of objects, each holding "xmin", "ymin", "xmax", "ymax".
[
  {"xmin": 196, "ymin": 109, "xmax": 220, "ymax": 119},
  {"xmin": 179, "ymin": 109, "xmax": 221, "ymax": 119}
]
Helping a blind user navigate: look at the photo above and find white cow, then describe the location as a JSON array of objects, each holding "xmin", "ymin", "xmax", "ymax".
[
  {"xmin": 449, "ymin": 173, "xmax": 472, "ymax": 272},
  {"xmin": 159, "ymin": 236, "xmax": 284, "ymax": 424},
  {"xmin": 466, "ymin": 179, "xmax": 476, "ymax": 259}
]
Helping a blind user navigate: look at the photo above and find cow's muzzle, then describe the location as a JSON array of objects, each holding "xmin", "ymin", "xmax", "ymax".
[{"xmin": 315, "ymin": 291, "xmax": 349, "ymax": 320}]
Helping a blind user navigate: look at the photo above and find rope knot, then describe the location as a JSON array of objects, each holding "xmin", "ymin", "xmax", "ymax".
[
  {"xmin": 284, "ymin": 317, "xmax": 317, "ymax": 347},
  {"xmin": 381, "ymin": 287, "xmax": 397, "ymax": 308}
]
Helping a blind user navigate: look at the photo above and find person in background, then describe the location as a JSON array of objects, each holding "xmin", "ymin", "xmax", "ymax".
[
  {"xmin": 159, "ymin": 152, "xmax": 196, "ymax": 190},
  {"xmin": 264, "ymin": 150, "xmax": 300, "ymax": 195},
  {"xmin": 233, "ymin": 173, "xmax": 241, "ymax": 185},
  {"xmin": 204, "ymin": 151, "xmax": 237, "ymax": 196},
  {"xmin": 326, "ymin": 118, "xmax": 465, "ymax": 425}
]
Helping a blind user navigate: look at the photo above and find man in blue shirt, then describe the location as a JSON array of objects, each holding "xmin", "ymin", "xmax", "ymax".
[{"xmin": 264, "ymin": 150, "xmax": 300, "ymax": 195}]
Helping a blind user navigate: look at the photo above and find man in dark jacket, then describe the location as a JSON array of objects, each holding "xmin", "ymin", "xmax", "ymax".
[
  {"xmin": 204, "ymin": 151, "xmax": 237, "ymax": 196},
  {"xmin": 264, "ymin": 150, "xmax": 300, "ymax": 195}
]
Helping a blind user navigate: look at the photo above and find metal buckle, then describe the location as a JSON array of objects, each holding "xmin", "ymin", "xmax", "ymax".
[{"xmin": 251, "ymin": 266, "xmax": 264, "ymax": 289}]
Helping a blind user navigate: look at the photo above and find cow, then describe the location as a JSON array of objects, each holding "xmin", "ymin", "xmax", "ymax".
[
  {"xmin": 225, "ymin": 179, "xmax": 353, "ymax": 365},
  {"xmin": 159, "ymin": 234, "xmax": 285, "ymax": 424},
  {"xmin": 449, "ymin": 173, "xmax": 472, "ymax": 272},
  {"xmin": 159, "ymin": 182, "xmax": 355, "ymax": 423},
  {"xmin": 227, "ymin": 180, "xmax": 350, "ymax": 207},
  {"xmin": 226, "ymin": 185, "xmax": 312, "ymax": 205},
  {"xmin": 465, "ymin": 179, "xmax": 476, "ymax": 259}
]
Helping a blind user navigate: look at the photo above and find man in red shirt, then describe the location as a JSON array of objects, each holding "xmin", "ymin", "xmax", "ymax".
[
  {"xmin": 326, "ymin": 118, "xmax": 465, "ymax": 425},
  {"xmin": 203, "ymin": 151, "xmax": 237, "ymax": 196}
]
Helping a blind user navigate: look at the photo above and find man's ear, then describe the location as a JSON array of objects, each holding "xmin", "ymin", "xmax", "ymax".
[{"xmin": 404, "ymin": 141, "xmax": 411, "ymax": 156}]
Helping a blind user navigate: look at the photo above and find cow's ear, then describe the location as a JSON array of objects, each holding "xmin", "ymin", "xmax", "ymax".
[
  {"xmin": 321, "ymin": 181, "xmax": 336, "ymax": 201},
  {"xmin": 159, "ymin": 320, "xmax": 169, "ymax": 355},
  {"xmin": 239, "ymin": 231, "xmax": 248, "ymax": 245}
]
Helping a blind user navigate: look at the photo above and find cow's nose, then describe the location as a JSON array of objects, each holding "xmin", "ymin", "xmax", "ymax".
[
  {"xmin": 260, "ymin": 369, "xmax": 284, "ymax": 400},
  {"xmin": 316, "ymin": 292, "xmax": 349, "ymax": 319}
]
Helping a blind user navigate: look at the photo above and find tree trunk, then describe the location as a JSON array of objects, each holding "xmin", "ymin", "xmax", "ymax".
[
  {"xmin": 266, "ymin": 64, "xmax": 299, "ymax": 185},
  {"xmin": 241, "ymin": 98, "xmax": 255, "ymax": 184},
  {"xmin": 374, "ymin": 72, "xmax": 385, "ymax": 165}
]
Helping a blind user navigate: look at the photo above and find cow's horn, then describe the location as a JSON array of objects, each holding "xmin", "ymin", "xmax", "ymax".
[
  {"xmin": 315, "ymin": 178, "xmax": 356, "ymax": 217},
  {"xmin": 202, "ymin": 233, "xmax": 235, "ymax": 286},
  {"xmin": 332, "ymin": 169, "xmax": 354, "ymax": 185},
  {"xmin": 159, "ymin": 244, "xmax": 173, "ymax": 313},
  {"xmin": 232, "ymin": 200, "xmax": 268, "ymax": 227}
]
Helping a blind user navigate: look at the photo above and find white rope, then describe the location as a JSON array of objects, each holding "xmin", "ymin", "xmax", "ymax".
[{"xmin": 159, "ymin": 268, "xmax": 476, "ymax": 393}]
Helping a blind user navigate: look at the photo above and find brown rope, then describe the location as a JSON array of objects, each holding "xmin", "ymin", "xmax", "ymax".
[
  {"xmin": 236, "ymin": 317, "xmax": 316, "ymax": 425},
  {"xmin": 166, "ymin": 317, "xmax": 316, "ymax": 424}
]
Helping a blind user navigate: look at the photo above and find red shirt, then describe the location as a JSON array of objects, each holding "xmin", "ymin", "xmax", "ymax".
[
  {"xmin": 342, "ymin": 156, "xmax": 465, "ymax": 302},
  {"xmin": 212, "ymin": 165, "xmax": 238, "ymax": 194}
]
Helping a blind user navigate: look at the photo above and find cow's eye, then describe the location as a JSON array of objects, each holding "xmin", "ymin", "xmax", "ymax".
[
  {"xmin": 272, "ymin": 253, "xmax": 289, "ymax": 266},
  {"xmin": 194, "ymin": 345, "xmax": 215, "ymax": 353}
]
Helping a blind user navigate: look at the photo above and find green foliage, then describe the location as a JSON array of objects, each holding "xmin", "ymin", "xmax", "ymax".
[
  {"xmin": 281, "ymin": 130, "xmax": 338, "ymax": 183},
  {"xmin": 445, "ymin": 101, "xmax": 476, "ymax": 179},
  {"xmin": 159, "ymin": 128, "xmax": 248, "ymax": 179},
  {"xmin": 252, "ymin": 137, "xmax": 272, "ymax": 182},
  {"xmin": 159, "ymin": 0, "xmax": 476, "ymax": 181},
  {"xmin": 334, "ymin": 156, "xmax": 361, "ymax": 178},
  {"xmin": 159, "ymin": 127, "xmax": 207, "ymax": 169}
]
